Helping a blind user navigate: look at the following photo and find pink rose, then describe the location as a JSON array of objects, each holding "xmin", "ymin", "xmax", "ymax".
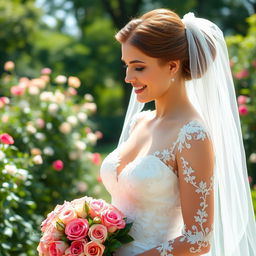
[
  {"xmin": 53, "ymin": 160, "xmax": 64, "ymax": 171},
  {"xmin": 89, "ymin": 199, "xmax": 108, "ymax": 218},
  {"xmin": 88, "ymin": 224, "xmax": 108, "ymax": 243},
  {"xmin": 10, "ymin": 85, "xmax": 25, "ymax": 96},
  {"xmin": 237, "ymin": 95, "xmax": 248, "ymax": 105},
  {"xmin": 101, "ymin": 206, "xmax": 125, "ymax": 233},
  {"xmin": 37, "ymin": 240, "xmax": 50, "ymax": 256},
  {"xmin": 41, "ymin": 211, "xmax": 57, "ymax": 232},
  {"xmin": 49, "ymin": 241, "xmax": 69, "ymax": 256},
  {"xmin": 59, "ymin": 202, "xmax": 77, "ymax": 224},
  {"xmin": 238, "ymin": 105, "xmax": 249, "ymax": 116},
  {"xmin": 234, "ymin": 69, "xmax": 249, "ymax": 79},
  {"xmin": 0, "ymin": 133, "xmax": 14, "ymax": 144},
  {"xmin": 42, "ymin": 224, "xmax": 63, "ymax": 242},
  {"xmin": 68, "ymin": 76, "xmax": 81, "ymax": 88},
  {"xmin": 84, "ymin": 241, "xmax": 105, "ymax": 256},
  {"xmin": 71, "ymin": 197, "xmax": 90, "ymax": 219},
  {"xmin": 65, "ymin": 218, "xmax": 89, "ymax": 240},
  {"xmin": 4, "ymin": 61, "xmax": 15, "ymax": 71},
  {"xmin": 67, "ymin": 239, "xmax": 87, "ymax": 256},
  {"xmin": 41, "ymin": 67, "xmax": 52, "ymax": 75},
  {"xmin": 91, "ymin": 153, "xmax": 101, "ymax": 165}
]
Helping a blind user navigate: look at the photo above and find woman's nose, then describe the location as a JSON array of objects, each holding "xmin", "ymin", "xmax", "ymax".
[{"xmin": 125, "ymin": 71, "xmax": 136, "ymax": 84}]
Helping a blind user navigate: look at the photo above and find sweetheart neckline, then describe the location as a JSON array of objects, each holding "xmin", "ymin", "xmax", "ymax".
[
  {"xmin": 113, "ymin": 119, "xmax": 207, "ymax": 181},
  {"xmin": 112, "ymin": 149, "xmax": 178, "ymax": 182}
]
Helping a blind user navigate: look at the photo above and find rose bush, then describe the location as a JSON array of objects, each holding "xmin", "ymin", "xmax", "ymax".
[
  {"xmin": 0, "ymin": 63, "xmax": 104, "ymax": 217},
  {"xmin": 226, "ymin": 14, "xmax": 256, "ymax": 214},
  {"xmin": 0, "ymin": 133, "xmax": 40, "ymax": 255}
]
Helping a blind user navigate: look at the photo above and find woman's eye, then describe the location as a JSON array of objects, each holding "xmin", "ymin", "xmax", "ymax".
[{"xmin": 135, "ymin": 67, "xmax": 145, "ymax": 71}]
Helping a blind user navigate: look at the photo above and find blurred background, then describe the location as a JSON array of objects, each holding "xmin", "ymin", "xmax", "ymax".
[{"xmin": 0, "ymin": 0, "xmax": 256, "ymax": 255}]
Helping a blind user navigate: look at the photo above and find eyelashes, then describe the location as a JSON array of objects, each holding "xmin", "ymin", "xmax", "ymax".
[{"xmin": 122, "ymin": 65, "xmax": 145, "ymax": 72}]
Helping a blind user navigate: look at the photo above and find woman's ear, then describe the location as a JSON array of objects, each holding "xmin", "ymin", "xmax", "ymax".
[{"xmin": 169, "ymin": 60, "xmax": 180, "ymax": 75}]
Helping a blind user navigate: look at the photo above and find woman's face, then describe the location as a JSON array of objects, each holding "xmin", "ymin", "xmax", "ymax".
[{"xmin": 121, "ymin": 42, "xmax": 175, "ymax": 103}]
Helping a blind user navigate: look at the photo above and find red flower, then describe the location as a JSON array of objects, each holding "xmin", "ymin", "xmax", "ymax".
[
  {"xmin": 234, "ymin": 69, "xmax": 249, "ymax": 79},
  {"xmin": 0, "ymin": 133, "xmax": 14, "ymax": 144},
  {"xmin": 52, "ymin": 160, "xmax": 64, "ymax": 171},
  {"xmin": 92, "ymin": 153, "xmax": 101, "ymax": 165},
  {"xmin": 238, "ymin": 105, "xmax": 249, "ymax": 116}
]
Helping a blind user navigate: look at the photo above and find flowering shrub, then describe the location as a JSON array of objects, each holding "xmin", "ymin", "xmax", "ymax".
[
  {"xmin": 0, "ymin": 62, "xmax": 103, "ymax": 217},
  {"xmin": 226, "ymin": 14, "xmax": 256, "ymax": 190},
  {"xmin": 0, "ymin": 133, "xmax": 39, "ymax": 255}
]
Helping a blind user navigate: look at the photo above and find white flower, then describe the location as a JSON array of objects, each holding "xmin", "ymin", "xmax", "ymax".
[
  {"xmin": 67, "ymin": 115, "xmax": 78, "ymax": 126},
  {"xmin": 1, "ymin": 114, "xmax": 9, "ymax": 123},
  {"xmin": 59, "ymin": 122, "xmax": 72, "ymax": 134},
  {"xmin": 43, "ymin": 147, "xmax": 54, "ymax": 156},
  {"xmin": 77, "ymin": 112, "xmax": 88, "ymax": 122},
  {"xmin": 4, "ymin": 165, "xmax": 17, "ymax": 175},
  {"xmin": 26, "ymin": 124, "xmax": 37, "ymax": 134},
  {"xmin": 76, "ymin": 181, "xmax": 88, "ymax": 192},
  {"xmin": 75, "ymin": 140, "xmax": 87, "ymax": 151},
  {"xmin": 87, "ymin": 133, "xmax": 97, "ymax": 145},
  {"xmin": 28, "ymin": 86, "xmax": 40, "ymax": 95},
  {"xmin": 54, "ymin": 90, "xmax": 65, "ymax": 104},
  {"xmin": 33, "ymin": 155, "xmax": 43, "ymax": 165},
  {"xmin": 55, "ymin": 75, "xmax": 67, "ymax": 84},
  {"xmin": 69, "ymin": 151, "xmax": 79, "ymax": 160},
  {"xmin": 31, "ymin": 78, "xmax": 46, "ymax": 89},
  {"xmin": 83, "ymin": 102, "xmax": 97, "ymax": 113},
  {"xmin": 35, "ymin": 133, "xmax": 46, "ymax": 141},
  {"xmin": 48, "ymin": 103, "xmax": 59, "ymax": 114},
  {"xmin": 84, "ymin": 93, "xmax": 94, "ymax": 102},
  {"xmin": 249, "ymin": 153, "xmax": 256, "ymax": 163},
  {"xmin": 0, "ymin": 150, "xmax": 6, "ymax": 161},
  {"xmin": 16, "ymin": 168, "xmax": 28, "ymax": 181},
  {"xmin": 40, "ymin": 91, "xmax": 54, "ymax": 102},
  {"xmin": 23, "ymin": 107, "xmax": 31, "ymax": 114}
]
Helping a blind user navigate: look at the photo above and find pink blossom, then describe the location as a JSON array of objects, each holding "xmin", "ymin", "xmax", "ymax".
[
  {"xmin": 68, "ymin": 76, "xmax": 81, "ymax": 88},
  {"xmin": 101, "ymin": 206, "xmax": 125, "ymax": 233},
  {"xmin": 248, "ymin": 176, "xmax": 253, "ymax": 185},
  {"xmin": 4, "ymin": 61, "xmax": 15, "ymax": 71},
  {"xmin": 88, "ymin": 224, "xmax": 108, "ymax": 243},
  {"xmin": 84, "ymin": 241, "xmax": 105, "ymax": 256},
  {"xmin": 237, "ymin": 95, "xmax": 248, "ymax": 105},
  {"xmin": 91, "ymin": 153, "xmax": 101, "ymax": 165},
  {"xmin": 95, "ymin": 131, "xmax": 103, "ymax": 140},
  {"xmin": 58, "ymin": 202, "xmax": 77, "ymax": 224},
  {"xmin": 0, "ymin": 133, "xmax": 14, "ymax": 144},
  {"xmin": 41, "ymin": 67, "xmax": 52, "ymax": 75},
  {"xmin": 238, "ymin": 105, "xmax": 249, "ymax": 116},
  {"xmin": 10, "ymin": 85, "xmax": 25, "ymax": 96},
  {"xmin": 0, "ymin": 97, "xmax": 10, "ymax": 105},
  {"xmin": 234, "ymin": 69, "xmax": 249, "ymax": 79},
  {"xmin": 37, "ymin": 240, "xmax": 50, "ymax": 256},
  {"xmin": 229, "ymin": 59, "xmax": 235, "ymax": 68},
  {"xmin": 48, "ymin": 241, "xmax": 69, "ymax": 256},
  {"xmin": 52, "ymin": 160, "xmax": 64, "ymax": 171},
  {"xmin": 67, "ymin": 239, "xmax": 87, "ymax": 256},
  {"xmin": 65, "ymin": 218, "xmax": 89, "ymax": 241},
  {"xmin": 36, "ymin": 118, "xmax": 45, "ymax": 129},
  {"xmin": 89, "ymin": 199, "xmax": 108, "ymax": 218}
]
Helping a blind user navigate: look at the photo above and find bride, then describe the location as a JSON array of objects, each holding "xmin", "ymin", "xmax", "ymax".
[{"xmin": 100, "ymin": 9, "xmax": 256, "ymax": 255}]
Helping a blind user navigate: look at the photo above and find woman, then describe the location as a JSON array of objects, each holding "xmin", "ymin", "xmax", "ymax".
[{"xmin": 100, "ymin": 9, "xmax": 256, "ymax": 256}]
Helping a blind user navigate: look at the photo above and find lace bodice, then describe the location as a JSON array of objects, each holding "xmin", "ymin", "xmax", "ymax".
[{"xmin": 100, "ymin": 111, "xmax": 215, "ymax": 256}]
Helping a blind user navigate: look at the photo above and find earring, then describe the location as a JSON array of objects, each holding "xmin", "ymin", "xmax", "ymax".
[{"xmin": 170, "ymin": 78, "xmax": 175, "ymax": 83}]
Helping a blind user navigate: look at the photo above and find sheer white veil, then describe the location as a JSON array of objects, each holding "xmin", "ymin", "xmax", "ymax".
[{"xmin": 118, "ymin": 12, "xmax": 256, "ymax": 255}]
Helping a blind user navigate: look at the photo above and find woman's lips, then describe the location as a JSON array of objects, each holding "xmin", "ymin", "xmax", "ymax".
[{"xmin": 134, "ymin": 85, "xmax": 147, "ymax": 94}]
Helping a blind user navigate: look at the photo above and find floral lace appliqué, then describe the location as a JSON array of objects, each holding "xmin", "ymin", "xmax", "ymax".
[{"xmin": 156, "ymin": 121, "xmax": 214, "ymax": 255}]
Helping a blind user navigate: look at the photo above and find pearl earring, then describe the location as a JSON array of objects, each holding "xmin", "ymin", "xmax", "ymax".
[{"xmin": 170, "ymin": 78, "xmax": 175, "ymax": 83}]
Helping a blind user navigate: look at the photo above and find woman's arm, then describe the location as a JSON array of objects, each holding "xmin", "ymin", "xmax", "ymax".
[{"xmin": 137, "ymin": 128, "xmax": 215, "ymax": 256}]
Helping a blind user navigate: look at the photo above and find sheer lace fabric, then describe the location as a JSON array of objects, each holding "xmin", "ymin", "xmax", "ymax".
[{"xmin": 100, "ymin": 111, "xmax": 215, "ymax": 255}]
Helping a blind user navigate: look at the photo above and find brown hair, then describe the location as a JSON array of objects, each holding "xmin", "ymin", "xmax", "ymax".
[{"xmin": 115, "ymin": 8, "xmax": 216, "ymax": 80}]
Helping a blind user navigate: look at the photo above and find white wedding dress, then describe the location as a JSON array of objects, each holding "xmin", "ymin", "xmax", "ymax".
[{"xmin": 100, "ymin": 111, "xmax": 214, "ymax": 255}]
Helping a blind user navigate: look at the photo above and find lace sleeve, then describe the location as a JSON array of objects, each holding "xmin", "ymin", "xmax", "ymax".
[{"xmin": 156, "ymin": 123, "xmax": 215, "ymax": 256}]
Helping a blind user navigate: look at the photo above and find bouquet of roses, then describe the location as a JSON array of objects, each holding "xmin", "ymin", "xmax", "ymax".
[{"xmin": 37, "ymin": 196, "xmax": 133, "ymax": 256}]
